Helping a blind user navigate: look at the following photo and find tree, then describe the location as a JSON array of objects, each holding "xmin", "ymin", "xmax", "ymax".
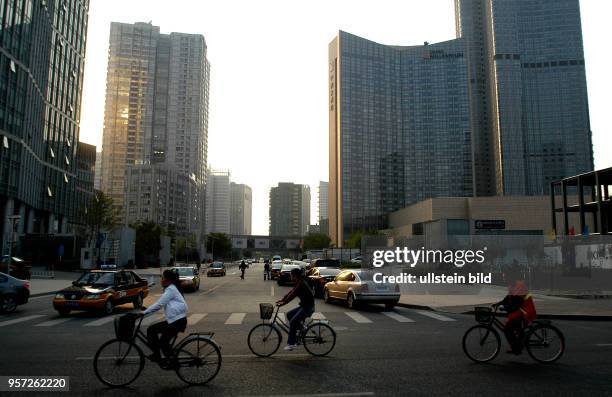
[
  {"xmin": 133, "ymin": 220, "xmax": 163, "ymax": 267},
  {"xmin": 347, "ymin": 229, "xmax": 379, "ymax": 249},
  {"xmin": 206, "ymin": 233, "xmax": 232, "ymax": 260},
  {"xmin": 78, "ymin": 191, "xmax": 119, "ymax": 263},
  {"xmin": 303, "ymin": 233, "xmax": 331, "ymax": 251}
]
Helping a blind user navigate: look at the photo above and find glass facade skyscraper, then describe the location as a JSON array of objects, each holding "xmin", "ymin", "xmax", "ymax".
[
  {"xmin": 329, "ymin": 32, "xmax": 473, "ymax": 246},
  {"xmin": 269, "ymin": 183, "xmax": 310, "ymax": 237}
]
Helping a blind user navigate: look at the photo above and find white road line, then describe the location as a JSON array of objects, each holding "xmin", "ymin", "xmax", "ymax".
[
  {"xmin": 344, "ymin": 312, "xmax": 372, "ymax": 324},
  {"xmin": 35, "ymin": 317, "xmax": 73, "ymax": 327},
  {"xmin": 271, "ymin": 286, "xmax": 275, "ymax": 296},
  {"xmin": 230, "ymin": 272, "xmax": 237, "ymax": 275},
  {"xmin": 188, "ymin": 313, "xmax": 207, "ymax": 325},
  {"xmin": 278, "ymin": 312, "xmax": 287, "ymax": 324},
  {"xmin": 84, "ymin": 315, "xmax": 119, "ymax": 327},
  {"xmin": 225, "ymin": 313, "xmax": 246, "ymax": 325},
  {"xmin": 312, "ymin": 312, "xmax": 326, "ymax": 320},
  {"xmin": 140, "ymin": 314, "xmax": 164, "ymax": 326},
  {"xmin": 414, "ymin": 310, "xmax": 456, "ymax": 322},
  {"xmin": 382, "ymin": 312, "xmax": 414, "ymax": 323},
  {"xmin": 238, "ymin": 393, "xmax": 375, "ymax": 397},
  {"xmin": 0, "ymin": 315, "xmax": 46, "ymax": 327},
  {"xmin": 596, "ymin": 343, "xmax": 612, "ymax": 347}
]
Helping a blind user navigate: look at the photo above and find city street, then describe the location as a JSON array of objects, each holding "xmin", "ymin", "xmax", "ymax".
[{"xmin": 1, "ymin": 263, "xmax": 611, "ymax": 396}]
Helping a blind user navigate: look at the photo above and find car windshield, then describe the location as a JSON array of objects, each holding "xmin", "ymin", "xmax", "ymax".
[
  {"xmin": 319, "ymin": 268, "xmax": 341, "ymax": 276},
  {"xmin": 212, "ymin": 263, "xmax": 224, "ymax": 268},
  {"xmin": 176, "ymin": 268, "xmax": 194, "ymax": 276},
  {"xmin": 281, "ymin": 265, "xmax": 299, "ymax": 271},
  {"xmin": 77, "ymin": 272, "xmax": 115, "ymax": 286}
]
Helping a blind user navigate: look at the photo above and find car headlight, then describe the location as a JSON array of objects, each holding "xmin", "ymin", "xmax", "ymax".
[
  {"xmin": 84, "ymin": 294, "xmax": 100, "ymax": 299},
  {"xmin": 55, "ymin": 293, "xmax": 64, "ymax": 299}
]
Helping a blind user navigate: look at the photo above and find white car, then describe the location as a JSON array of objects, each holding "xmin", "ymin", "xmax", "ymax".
[
  {"xmin": 323, "ymin": 270, "xmax": 400, "ymax": 310},
  {"xmin": 350, "ymin": 256, "xmax": 363, "ymax": 264}
]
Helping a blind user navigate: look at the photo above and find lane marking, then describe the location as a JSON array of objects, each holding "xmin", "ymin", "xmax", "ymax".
[
  {"xmin": 278, "ymin": 312, "xmax": 287, "ymax": 324},
  {"xmin": 84, "ymin": 315, "xmax": 119, "ymax": 327},
  {"xmin": 225, "ymin": 313, "xmax": 246, "ymax": 325},
  {"xmin": 414, "ymin": 310, "xmax": 456, "ymax": 322},
  {"xmin": 344, "ymin": 312, "xmax": 372, "ymax": 324},
  {"xmin": 36, "ymin": 317, "xmax": 73, "ymax": 327},
  {"xmin": 0, "ymin": 315, "xmax": 46, "ymax": 327},
  {"xmin": 140, "ymin": 314, "xmax": 164, "ymax": 326},
  {"xmin": 202, "ymin": 285, "xmax": 221, "ymax": 295},
  {"xmin": 231, "ymin": 272, "xmax": 237, "ymax": 275},
  {"xmin": 382, "ymin": 312, "xmax": 414, "ymax": 323},
  {"xmin": 271, "ymin": 286, "xmax": 275, "ymax": 296},
  {"xmin": 596, "ymin": 343, "xmax": 612, "ymax": 347},
  {"xmin": 238, "ymin": 393, "xmax": 375, "ymax": 397},
  {"xmin": 188, "ymin": 313, "xmax": 207, "ymax": 325},
  {"xmin": 312, "ymin": 312, "xmax": 326, "ymax": 320}
]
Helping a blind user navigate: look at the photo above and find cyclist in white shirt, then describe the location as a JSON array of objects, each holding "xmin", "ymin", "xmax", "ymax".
[{"xmin": 142, "ymin": 269, "xmax": 188, "ymax": 363}]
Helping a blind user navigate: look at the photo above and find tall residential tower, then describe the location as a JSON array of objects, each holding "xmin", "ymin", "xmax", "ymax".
[{"xmin": 269, "ymin": 183, "xmax": 310, "ymax": 236}]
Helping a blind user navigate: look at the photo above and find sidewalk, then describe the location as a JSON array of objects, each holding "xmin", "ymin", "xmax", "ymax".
[{"xmin": 398, "ymin": 284, "xmax": 612, "ymax": 320}]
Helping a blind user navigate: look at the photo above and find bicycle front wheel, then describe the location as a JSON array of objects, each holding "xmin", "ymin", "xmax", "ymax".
[
  {"xmin": 174, "ymin": 336, "xmax": 222, "ymax": 385},
  {"xmin": 248, "ymin": 324, "xmax": 281, "ymax": 357},
  {"xmin": 462, "ymin": 325, "xmax": 501, "ymax": 363},
  {"xmin": 526, "ymin": 323, "xmax": 565, "ymax": 363},
  {"xmin": 303, "ymin": 322, "xmax": 336, "ymax": 357},
  {"xmin": 93, "ymin": 339, "xmax": 144, "ymax": 387}
]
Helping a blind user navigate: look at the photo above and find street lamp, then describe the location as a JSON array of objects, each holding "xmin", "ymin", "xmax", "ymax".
[{"xmin": 6, "ymin": 215, "xmax": 21, "ymax": 275}]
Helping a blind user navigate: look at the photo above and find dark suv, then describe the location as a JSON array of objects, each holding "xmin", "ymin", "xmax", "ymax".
[{"xmin": 0, "ymin": 272, "xmax": 30, "ymax": 313}]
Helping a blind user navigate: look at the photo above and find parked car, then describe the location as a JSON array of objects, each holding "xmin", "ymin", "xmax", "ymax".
[
  {"xmin": 174, "ymin": 266, "xmax": 200, "ymax": 292},
  {"xmin": 272, "ymin": 255, "xmax": 282, "ymax": 262},
  {"xmin": 53, "ymin": 270, "xmax": 149, "ymax": 316},
  {"xmin": 207, "ymin": 262, "xmax": 226, "ymax": 277},
  {"xmin": 307, "ymin": 267, "xmax": 342, "ymax": 298},
  {"xmin": 323, "ymin": 270, "xmax": 400, "ymax": 310},
  {"xmin": 270, "ymin": 260, "xmax": 283, "ymax": 280},
  {"xmin": 0, "ymin": 256, "xmax": 32, "ymax": 280},
  {"xmin": 277, "ymin": 264, "xmax": 301, "ymax": 286},
  {"xmin": 310, "ymin": 258, "xmax": 340, "ymax": 269},
  {"xmin": 0, "ymin": 272, "xmax": 30, "ymax": 313},
  {"xmin": 350, "ymin": 256, "xmax": 363, "ymax": 264}
]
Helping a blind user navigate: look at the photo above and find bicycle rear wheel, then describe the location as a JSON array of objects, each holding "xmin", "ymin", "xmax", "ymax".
[
  {"xmin": 93, "ymin": 339, "xmax": 144, "ymax": 387},
  {"xmin": 303, "ymin": 322, "xmax": 336, "ymax": 357},
  {"xmin": 248, "ymin": 324, "xmax": 281, "ymax": 357},
  {"xmin": 462, "ymin": 325, "xmax": 501, "ymax": 363},
  {"xmin": 174, "ymin": 336, "xmax": 222, "ymax": 385},
  {"xmin": 526, "ymin": 323, "xmax": 565, "ymax": 363}
]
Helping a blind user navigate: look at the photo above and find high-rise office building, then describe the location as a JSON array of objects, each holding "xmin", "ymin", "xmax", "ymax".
[
  {"xmin": 329, "ymin": 31, "xmax": 473, "ymax": 246},
  {"xmin": 318, "ymin": 181, "xmax": 329, "ymax": 235},
  {"xmin": 1, "ymin": 0, "xmax": 90, "ymax": 250},
  {"xmin": 205, "ymin": 169, "xmax": 230, "ymax": 235},
  {"xmin": 94, "ymin": 151, "xmax": 102, "ymax": 190},
  {"xmin": 455, "ymin": 0, "xmax": 593, "ymax": 196},
  {"xmin": 269, "ymin": 183, "xmax": 311, "ymax": 236},
  {"xmin": 230, "ymin": 182, "xmax": 252, "ymax": 235},
  {"xmin": 100, "ymin": 22, "xmax": 210, "ymax": 238}
]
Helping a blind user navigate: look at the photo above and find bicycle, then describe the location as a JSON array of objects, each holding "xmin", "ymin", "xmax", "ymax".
[
  {"xmin": 247, "ymin": 303, "xmax": 337, "ymax": 357},
  {"xmin": 462, "ymin": 305, "xmax": 565, "ymax": 363},
  {"xmin": 93, "ymin": 312, "xmax": 222, "ymax": 387}
]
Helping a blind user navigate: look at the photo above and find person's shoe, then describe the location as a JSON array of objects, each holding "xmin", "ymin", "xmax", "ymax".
[{"xmin": 283, "ymin": 344, "xmax": 297, "ymax": 351}]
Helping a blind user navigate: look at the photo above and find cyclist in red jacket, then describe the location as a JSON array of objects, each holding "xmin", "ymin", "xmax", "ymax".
[{"xmin": 494, "ymin": 270, "xmax": 536, "ymax": 354}]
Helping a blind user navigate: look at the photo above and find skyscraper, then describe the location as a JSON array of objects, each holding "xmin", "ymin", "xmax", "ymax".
[
  {"xmin": 100, "ymin": 22, "xmax": 210, "ymax": 239},
  {"xmin": 205, "ymin": 169, "xmax": 230, "ymax": 235},
  {"xmin": 318, "ymin": 181, "xmax": 329, "ymax": 235},
  {"xmin": 1, "ymin": 0, "xmax": 90, "ymax": 249},
  {"xmin": 269, "ymin": 183, "xmax": 311, "ymax": 236},
  {"xmin": 230, "ymin": 183, "xmax": 252, "ymax": 235},
  {"xmin": 455, "ymin": 0, "xmax": 593, "ymax": 196},
  {"xmin": 329, "ymin": 31, "xmax": 473, "ymax": 246}
]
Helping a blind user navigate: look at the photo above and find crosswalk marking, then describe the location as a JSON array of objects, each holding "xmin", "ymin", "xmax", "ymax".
[
  {"xmin": 0, "ymin": 315, "xmax": 45, "ymax": 328},
  {"xmin": 188, "ymin": 313, "xmax": 207, "ymax": 325},
  {"xmin": 344, "ymin": 312, "xmax": 372, "ymax": 323},
  {"xmin": 84, "ymin": 315, "xmax": 119, "ymax": 327},
  {"xmin": 225, "ymin": 313, "xmax": 246, "ymax": 325},
  {"xmin": 140, "ymin": 314, "xmax": 164, "ymax": 326},
  {"xmin": 382, "ymin": 312, "xmax": 414, "ymax": 323},
  {"xmin": 312, "ymin": 312, "xmax": 326, "ymax": 320},
  {"xmin": 414, "ymin": 310, "xmax": 456, "ymax": 322},
  {"xmin": 277, "ymin": 312, "xmax": 287, "ymax": 324},
  {"xmin": 36, "ymin": 317, "xmax": 73, "ymax": 327}
]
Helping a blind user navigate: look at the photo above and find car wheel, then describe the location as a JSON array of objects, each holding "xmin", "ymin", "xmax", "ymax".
[
  {"xmin": 323, "ymin": 288, "xmax": 332, "ymax": 303},
  {"xmin": 347, "ymin": 292, "xmax": 356, "ymax": 309},
  {"xmin": 103, "ymin": 299, "xmax": 114, "ymax": 315},
  {"xmin": 57, "ymin": 308, "xmax": 71, "ymax": 316},
  {"xmin": 384, "ymin": 302, "xmax": 397, "ymax": 311},
  {"xmin": 133, "ymin": 294, "xmax": 143, "ymax": 309},
  {"xmin": 0, "ymin": 295, "xmax": 17, "ymax": 313}
]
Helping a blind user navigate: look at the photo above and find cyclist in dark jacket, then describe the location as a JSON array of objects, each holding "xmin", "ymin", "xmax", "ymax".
[{"xmin": 276, "ymin": 268, "xmax": 315, "ymax": 351}]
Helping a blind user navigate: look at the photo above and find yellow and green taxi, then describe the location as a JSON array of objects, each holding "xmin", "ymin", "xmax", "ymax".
[
  {"xmin": 53, "ymin": 270, "xmax": 149, "ymax": 316},
  {"xmin": 206, "ymin": 262, "xmax": 226, "ymax": 277}
]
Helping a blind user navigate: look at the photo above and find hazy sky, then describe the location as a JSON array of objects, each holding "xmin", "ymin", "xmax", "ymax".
[{"xmin": 80, "ymin": 0, "xmax": 611, "ymax": 236}]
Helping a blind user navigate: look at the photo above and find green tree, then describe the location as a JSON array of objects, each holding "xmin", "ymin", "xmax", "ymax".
[
  {"xmin": 132, "ymin": 220, "xmax": 163, "ymax": 267},
  {"xmin": 303, "ymin": 233, "xmax": 331, "ymax": 251},
  {"xmin": 347, "ymin": 229, "xmax": 379, "ymax": 249},
  {"xmin": 77, "ymin": 192, "xmax": 119, "ymax": 263},
  {"xmin": 206, "ymin": 233, "xmax": 232, "ymax": 260}
]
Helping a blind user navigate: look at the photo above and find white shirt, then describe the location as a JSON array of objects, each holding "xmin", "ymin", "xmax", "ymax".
[{"xmin": 143, "ymin": 284, "xmax": 188, "ymax": 324}]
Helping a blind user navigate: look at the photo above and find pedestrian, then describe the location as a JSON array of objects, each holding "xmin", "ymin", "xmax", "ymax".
[
  {"xmin": 264, "ymin": 261, "xmax": 271, "ymax": 280},
  {"xmin": 239, "ymin": 260, "xmax": 247, "ymax": 280}
]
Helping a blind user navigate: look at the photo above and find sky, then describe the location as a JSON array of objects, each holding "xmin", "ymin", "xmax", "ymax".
[{"xmin": 79, "ymin": 0, "xmax": 612, "ymax": 236}]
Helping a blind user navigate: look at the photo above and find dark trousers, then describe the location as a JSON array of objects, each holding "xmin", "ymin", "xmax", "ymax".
[
  {"xmin": 147, "ymin": 317, "xmax": 187, "ymax": 358},
  {"xmin": 287, "ymin": 305, "xmax": 314, "ymax": 345}
]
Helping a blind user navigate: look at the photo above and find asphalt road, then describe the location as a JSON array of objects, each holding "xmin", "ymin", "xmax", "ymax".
[{"xmin": 1, "ymin": 263, "xmax": 611, "ymax": 397}]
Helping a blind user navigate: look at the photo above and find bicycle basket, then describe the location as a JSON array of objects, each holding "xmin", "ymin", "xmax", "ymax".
[
  {"xmin": 260, "ymin": 303, "xmax": 274, "ymax": 320},
  {"xmin": 474, "ymin": 306, "xmax": 492, "ymax": 323},
  {"xmin": 114, "ymin": 313, "xmax": 137, "ymax": 341}
]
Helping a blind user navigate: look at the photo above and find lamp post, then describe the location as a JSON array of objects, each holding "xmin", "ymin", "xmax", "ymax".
[{"xmin": 6, "ymin": 215, "xmax": 21, "ymax": 275}]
